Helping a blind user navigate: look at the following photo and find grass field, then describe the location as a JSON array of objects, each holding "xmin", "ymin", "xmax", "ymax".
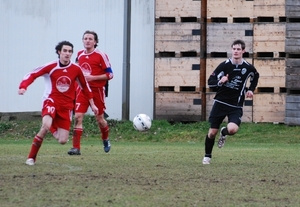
[{"xmin": 0, "ymin": 118, "xmax": 300, "ymax": 207}]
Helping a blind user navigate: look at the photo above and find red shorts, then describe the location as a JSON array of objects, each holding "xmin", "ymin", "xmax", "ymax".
[
  {"xmin": 42, "ymin": 99, "xmax": 72, "ymax": 131},
  {"xmin": 75, "ymin": 86, "xmax": 106, "ymax": 114}
]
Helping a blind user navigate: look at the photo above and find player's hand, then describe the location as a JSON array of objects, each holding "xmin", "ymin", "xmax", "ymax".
[
  {"xmin": 246, "ymin": 90, "xmax": 254, "ymax": 98},
  {"xmin": 91, "ymin": 104, "xmax": 99, "ymax": 115},
  {"xmin": 220, "ymin": 74, "xmax": 229, "ymax": 84},
  {"xmin": 18, "ymin": 88, "xmax": 26, "ymax": 95}
]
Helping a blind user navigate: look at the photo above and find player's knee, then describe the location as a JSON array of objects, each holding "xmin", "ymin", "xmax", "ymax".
[
  {"xmin": 228, "ymin": 128, "xmax": 238, "ymax": 135},
  {"xmin": 208, "ymin": 132, "xmax": 217, "ymax": 139},
  {"xmin": 58, "ymin": 138, "xmax": 68, "ymax": 145},
  {"xmin": 74, "ymin": 115, "xmax": 84, "ymax": 125}
]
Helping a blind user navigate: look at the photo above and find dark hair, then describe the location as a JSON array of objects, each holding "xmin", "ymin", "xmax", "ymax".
[
  {"xmin": 55, "ymin": 41, "xmax": 74, "ymax": 57},
  {"xmin": 82, "ymin": 30, "xmax": 99, "ymax": 48},
  {"xmin": 231, "ymin": 39, "xmax": 245, "ymax": 50}
]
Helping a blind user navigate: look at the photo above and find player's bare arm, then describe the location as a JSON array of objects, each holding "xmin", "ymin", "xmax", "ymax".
[
  {"xmin": 88, "ymin": 99, "xmax": 98, "ymax": 115},
  {"xmin": 84, "ymin": 74, "xmax": 108, "ymax": 82}
]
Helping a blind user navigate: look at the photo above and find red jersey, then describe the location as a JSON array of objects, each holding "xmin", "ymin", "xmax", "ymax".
[
  {"xmin": 77, "ymin": 48, "xmax": 113, "ymax": 88},
  {"xmin": 19, "ymin": 60, "xmax": 93, "ymax": 110}
]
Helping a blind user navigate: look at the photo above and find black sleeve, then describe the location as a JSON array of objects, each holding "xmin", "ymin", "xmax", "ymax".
[
  {"xmin": 208, "ymin": 61, "xmax": 226, "ymax": 88},
  {"xmin": 248, "ymin": 66, "xmax": 260, "ymax": 92}
]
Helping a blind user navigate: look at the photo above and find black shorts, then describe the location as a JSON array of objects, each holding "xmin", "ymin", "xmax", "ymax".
[{"xmin": 209, "ymin": 101, "xmax": 243, "ymax": 129}]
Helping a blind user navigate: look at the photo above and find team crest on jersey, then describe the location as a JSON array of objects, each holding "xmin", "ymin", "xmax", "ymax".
[
  {"xmin": 241, "ymin": 68, "xmax": 247, "ymax": 75},
  {"xmin": 56, "ymin": 76, "xmax": 71, "ymax": 92},
  {"xmin": 80, "ymin": 62, "xmax": 92, "ymax": 76}
]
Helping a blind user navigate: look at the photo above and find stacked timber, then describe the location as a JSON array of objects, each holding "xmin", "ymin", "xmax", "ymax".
[
  {"xmin": 285, "ymin": 0, "xmax": 300, "ymax": 125},
  {"xmin": 155, "ymin": 0, "xmax": 201, "ymax": 122}
]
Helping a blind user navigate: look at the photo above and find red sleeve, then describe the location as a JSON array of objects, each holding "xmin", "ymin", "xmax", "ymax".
[
  {"xmin": 19, "ymin": 63, "xmax": 52, "ymax": 90},
  {"xmin": 99, "ymin": 52, "xmax": 113, "ymax": 80}
]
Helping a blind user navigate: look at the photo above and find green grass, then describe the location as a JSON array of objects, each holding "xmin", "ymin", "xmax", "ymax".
[{"xmin": 0, "ymin": 117, "xmax": 300, "ymax": 207}]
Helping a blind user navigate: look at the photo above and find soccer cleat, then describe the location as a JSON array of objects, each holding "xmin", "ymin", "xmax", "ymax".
[
  {"xmin": 218, "ymin": 127, "xmax": 227, "ymax": 148},
  {"xmin": 25, "ymin": 158, "xmax": 35, "ymax": 166},
  {"xmin": 67, "ymin": 148, "xmax": 81, "ymax": 155},
  {"xmin": 103, "ymin": 139, "xmax": 111, "ymax": 153},
  {"xmin": 202, "ymin": 157, "xmax": 211, "ymax": 165}
]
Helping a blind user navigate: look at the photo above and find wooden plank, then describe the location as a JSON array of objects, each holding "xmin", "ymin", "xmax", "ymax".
[
  {"xmin": 207, "ymin": 23, "xmax": 253, "ymax": 53},
  {"xmin": 286, "ymin": 0, "xmax": 300, "ymax": 6},
  {"xmin": 253, "ymin": 59, "xmax": 285, "ymax": 89},
  {"xmin": 155, "ymin": 22, "xmax": 200, "ymax": 53},
  {"xmin": 285, "ymin": 117, "xmax": 300, "ymax": 126},
  {"xmin": 286, "ymin": 110, "xmax": 300, "ymax": 117},
  {"xmin": 286, "ymin": 0, "xmax": 300, "ymax": 17},
  {"xmin": 156, "ymin": 0, "xmax": 200, "ymax": 18},
  {"xmin": 258, "ymin": 76, "xmax": 285, "ymax": 88},
  {"xmin": 286, "ymin": 23, "xmax": 300, "ymax": 53},
  {"xmin": 253, "ymin": 59, "xmax": 285, "ymax": 76},
  {"xmin": 285, "ymin": 94, "xmax": 300, "ymax": 125},
  {"xmin": 285, "ymin": 95, "xmax": 300, "ymax": 125},
  {"xmin": 253, "ymin": 93, "xmax": 286, "ymax": 123},
  {"xmin": 155, "ymin": 23, "xmax": 200, "ymax": 41},
  {"xmin": 155, "ymin": 58, "xmax": 200, "ymax": 92},
  {"xmin": 253, "ymin": 23, "xmax": 285, "ymax": 52},
  {"xmin": 155, "ymin": 40, "xmax": 200, "ymax": 53},
  {"xmin": 286, "ymin": 95, "xmax": 300, "ymax": 102},
  {"xmin": 253, "ymin": 0, "xmax": 285, "ymax": 17},
  {"xmin": 286, "ymin": 75, "xmax": 300, "ymax": 88},
  {"xmin": 207, "ymin": 0, "xmax": 253, "ymax": 18},
  {"xmin": 155, "ymin": 92, "xmax": 201, "ymax": 121},
  {"xmin": 286, "ymin": 59, "xmax": 300, "ymax": 75}
]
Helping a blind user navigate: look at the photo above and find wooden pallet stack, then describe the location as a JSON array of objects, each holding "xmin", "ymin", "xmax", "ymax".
[
  {"xmin": 155, "ymin": 0, "xmax": 201, "ymax": 122},
  {"xmin": 154, "ymin": 0, "xmax": 300, "ymax": 124},
  {"xmin": 206, "ymin": 0, "xmax": 287, "ymax": 123},
  {"xmin": 285, "ymin": 0, "xmax": 300, "ymax": 125}
]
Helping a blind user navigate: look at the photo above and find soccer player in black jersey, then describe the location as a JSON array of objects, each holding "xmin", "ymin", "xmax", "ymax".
[{"xmin": 202, "ymin": 39, "xmax": 260, "ymax": 164}]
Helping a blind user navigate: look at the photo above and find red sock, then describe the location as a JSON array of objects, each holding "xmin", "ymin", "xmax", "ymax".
[
  {"xmin": 72, "ymin": 128, "xmax": 83, "ymax": 149},
  {"xmin": 28, "ymin": 135, "xmax": 44, "ymax": 161},
  {"xmin": 100, "ymin": 125, "xmax": 109, "ymax": 140}
]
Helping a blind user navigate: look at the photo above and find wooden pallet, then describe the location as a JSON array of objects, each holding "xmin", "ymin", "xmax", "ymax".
[
  {"xmin": 156, "ymin": 0, "xmax": 200, "ymax": 20},
  {"xmin": 253, "ymin": 0, "xmax": 285, "ymax": 17},
  {"xmin": 155, "ymin": 92, "xmax": 201, "ymax": 122},
  {"xmin": 207, "ymin": 23, "xmax": 253, "ymax": 53},
  {"xmin": 155, "ymin": 41, "xmax": 200, "ymax": 55},
  {"xmin": 285, "ymin": 95, "xmax": 300, "ymax": 125},
  {"xmin": 253, "ymin": 23, "xmax": 286, "ymax": 53},
  {"xmin": 155, "ymin": 57, "xmax": 200, "ymax": 92},
  {"xmin": 286, "ymin": 23, "xmax": 300, "ymax": 53},
  {"xmin": 286, "ymin": 0, "xmax": 300, "ymax": 17},
  {"xmin": 253, "ymin": 93, "xmax": 286, "ymax": 123},
  {"xmin": 207, "ymin": 0, "xmax": 254, "ymax": 19},
  {"xmin": 254, "ymin": 59, "xmax": 285, "ymax": 91}
]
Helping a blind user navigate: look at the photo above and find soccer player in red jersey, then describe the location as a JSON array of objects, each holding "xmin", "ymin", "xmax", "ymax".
[
  {"xmin": 18, "ymin": 41, "xmax": 98, "ymax": 166},
  {"xmin": 67, "ymin": 30, "xmax": 113, "ymax": 155}
]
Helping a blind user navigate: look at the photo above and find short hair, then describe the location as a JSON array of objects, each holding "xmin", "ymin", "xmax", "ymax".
[
  {"xmin": 55, "ymin": 41, "xmax": 74, "ymax": 57},
  {"xmin": 231, "ymin": 39, "xmax": 245, "ymax": 50},
  {"xmin": 82, "ymin": 30, "xmax": 99, "ymax": 48}
]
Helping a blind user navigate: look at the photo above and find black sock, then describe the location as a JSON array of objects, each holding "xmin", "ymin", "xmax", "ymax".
[
  {"xmin": 205, "ymin": 135, "xmax": 215, "ymax": 157},
  {"xmin": 221, "ymin": 127, "xmax": 229, "ymax": 136}
]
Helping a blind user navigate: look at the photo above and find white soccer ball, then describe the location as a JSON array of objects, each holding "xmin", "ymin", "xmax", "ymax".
[{"xmin": 133, "ymin": 114, "xmax": 152, "ymax": 131}]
